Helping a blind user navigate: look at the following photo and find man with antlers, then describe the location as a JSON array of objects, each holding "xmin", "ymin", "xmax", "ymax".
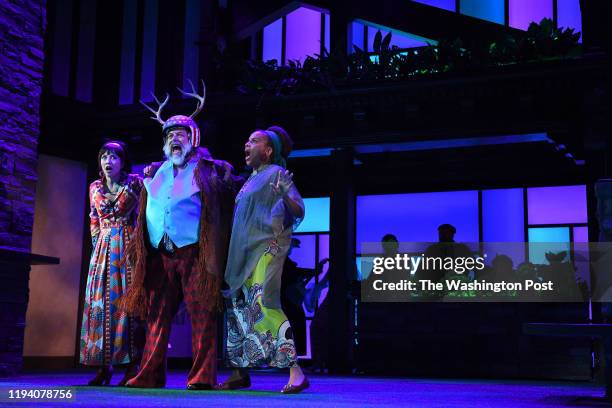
[{"xmin": 121, "ymin": 80, "xmax": 239, "ymax": 390}]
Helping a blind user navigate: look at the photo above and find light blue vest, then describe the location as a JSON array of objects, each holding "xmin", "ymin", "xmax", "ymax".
[{"xmin": 144, "ymin": 160, "xmax": 201, "ymax": 249}]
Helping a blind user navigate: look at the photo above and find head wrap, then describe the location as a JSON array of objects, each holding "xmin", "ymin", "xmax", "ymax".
[
  {"xmin": 162, "ymin": 115, "xmax": 201, "ymax": 147},
  {"xmin": 264, "ymin": 130, "xmax": 286, "ymax": 168}
]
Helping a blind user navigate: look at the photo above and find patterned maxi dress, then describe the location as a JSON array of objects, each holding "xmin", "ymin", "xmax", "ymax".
[
  {"xmin": 226, "ymin": 253, "xmax": 298, "ymax": 368},
  {"xmin": 224, "ymin": 164, "xmax": 304, "ymax": 369},
  {"xmin": 80, "ymin": 175, "xmax": 143, "ymax": 366}
]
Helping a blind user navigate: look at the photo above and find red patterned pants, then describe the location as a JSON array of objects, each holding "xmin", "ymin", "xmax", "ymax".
[{"xmin": 127, "ymin": 244, "xmax": 217, "ymax": 387}]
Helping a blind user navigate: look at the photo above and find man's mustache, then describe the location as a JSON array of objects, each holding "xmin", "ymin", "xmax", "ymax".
[
  {"xmin": 167, "ymin": 140, "xmax": 186, "ymax": 150},
  {"xmin": 163, "ymin": 139, "xmax": 193, "ymax": 164}
]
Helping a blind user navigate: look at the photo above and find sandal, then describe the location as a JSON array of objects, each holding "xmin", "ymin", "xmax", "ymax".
[
  {"xmin": 216, "ymin": 373, "xmax": 251, "ymax": 390},
  {"xmin": 281, "ymin": 377, "xmax": 309, "ymax": 394}
]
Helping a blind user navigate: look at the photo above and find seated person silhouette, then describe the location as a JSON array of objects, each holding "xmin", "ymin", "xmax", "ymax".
[
  {"xmin": 364, "ymin": 234, "xmax": 411, "ymax": 301},
  {"xmin": 415, "ymin": 224, "xmax": 473, "ymax": 286},
  {"xmin": 281, "ymin": 238, "xmax": 313, "ymax": 355}
]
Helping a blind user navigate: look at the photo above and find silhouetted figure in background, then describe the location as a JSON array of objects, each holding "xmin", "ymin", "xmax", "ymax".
[
  {"xmin": 539, "ymin": 251, "xmax": 580, "ymax": 300},
  {"xmin": 416, "ymin": 224, "xmax": 473, "ymax": 285},
  {"xmin": 363, "ymin": 234, "xmax": 412, "ymax": 301},
  {"xmin": 490, "ymin": 254, "xmax": 517, "ymax": 283},
  {"xmin": 307, "ymin": 257, "xmax": 330, "ymax": 373},
  {"xmin": 281, "ymin": 238, "xmax": 311, "ymax": 356}
]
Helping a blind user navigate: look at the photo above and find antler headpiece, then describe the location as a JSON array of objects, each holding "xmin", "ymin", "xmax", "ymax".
[{"xmin": 140, "ymin": 79, "xmax": 206, "ymax": 147}]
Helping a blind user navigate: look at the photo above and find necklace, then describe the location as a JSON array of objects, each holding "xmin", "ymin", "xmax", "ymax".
[{"xmin": 103, "ymin": 179, "xmax": 123, "ymax": 201}]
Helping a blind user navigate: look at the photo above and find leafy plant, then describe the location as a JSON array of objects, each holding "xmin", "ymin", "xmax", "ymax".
[
  {"xmin": 216, "ymin": 18, "xmax": 581, "ymax": 97},
  {"xmin": 490, "ymin": 18, "xmax": 581, "ymax": 64}
]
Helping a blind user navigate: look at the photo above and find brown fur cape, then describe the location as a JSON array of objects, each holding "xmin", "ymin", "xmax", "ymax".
[{"xmin": 120, "ymin": 147, "xmax": 242, "ymax": 318}]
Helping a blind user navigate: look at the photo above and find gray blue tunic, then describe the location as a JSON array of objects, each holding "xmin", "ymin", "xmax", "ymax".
[{"xmin": 223, "ymin": 164, "xmax": 303, "ymax": 308}]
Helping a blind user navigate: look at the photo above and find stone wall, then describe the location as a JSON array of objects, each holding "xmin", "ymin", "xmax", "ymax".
[
  {"xmin": 0, "ymin": 0, "xmax": 46, "ymax": 377},
  {"xmin": 0, "ymin": 0, "xmax": 46, "ymax": 250}
]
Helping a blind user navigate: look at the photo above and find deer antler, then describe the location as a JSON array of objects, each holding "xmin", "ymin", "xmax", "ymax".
[
  {"xmin": 140, "ymin": 92, "xmax": 169, "ymax": 124},
  {"xmin": 177, "ymin": 79, "xmax": 206, "ymax": 119}
]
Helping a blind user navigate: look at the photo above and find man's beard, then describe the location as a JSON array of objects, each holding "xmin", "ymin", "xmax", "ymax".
[{"xmin": 163, "ymin": 139, "xmax": 193, "ymax": 166}]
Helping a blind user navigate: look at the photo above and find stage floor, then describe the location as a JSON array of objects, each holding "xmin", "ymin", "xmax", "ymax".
[{"xmin": 0, "ymin": 370, "xmax": 607, "ymax": 407}]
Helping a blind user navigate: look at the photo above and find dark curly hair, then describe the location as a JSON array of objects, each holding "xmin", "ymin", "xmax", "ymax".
[{"xmin": 97, "ymin": 140, "xmax": 131, "ymax": 181}]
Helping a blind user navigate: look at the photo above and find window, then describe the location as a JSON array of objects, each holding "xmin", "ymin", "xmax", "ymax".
[
  {"xmin": 460, "ymin": 0, "xmax": 505, "ymax": 25},
  {"xmin": 414, "ymin": 0, "xmax": 581, "ymax": 40},
  {"xmin": 356, "ymin": 191, "xmax": 480, "ymax": 247},
  {"xmin": 262, "ymin": 6, "xmax": 330, "ymax": 65},
  {"xmin": 350, "ymin": 20, "xmax": 436, "ymax": 53},
  {"xmin": 356, "ymin": 185, "xmax": 588, "ymax": 270},
  {"xmin": 509, "ymin": 0, "xmax": 553, "ymax": 30},
  {"xmin": 291, "ymin": 197, "xmax": 330, "ymax": 359},
  {"xmin": 527, "ymin": 185, "xmax": 587, "ymax": 225},
  {"xmin": 413, "ymin": 0, "xmax": 456, "ymax": 12},
  {"xmin": 528, "ymin": 227, "xmax": 571, "ymax": 264}
]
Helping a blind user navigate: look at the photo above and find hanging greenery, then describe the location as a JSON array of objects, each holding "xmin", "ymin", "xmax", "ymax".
[{"xmin": 214, "ymin": 18, "xmax": 581, "ymax": 97}]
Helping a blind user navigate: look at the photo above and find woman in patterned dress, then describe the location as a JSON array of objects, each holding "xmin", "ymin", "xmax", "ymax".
[
  {"xmin": 220, "ymin": 126, "xmax": 309, "ymax": 394},
  {"xmin": 80, "ymin": 141, "xmax": 143, "ymax": 386}
]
